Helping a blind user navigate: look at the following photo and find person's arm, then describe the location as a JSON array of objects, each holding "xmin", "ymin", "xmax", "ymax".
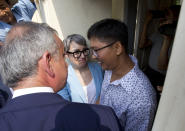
[
  {"xmin": 157, "ymin": 35, "xmax": 172, "ymax": 70},
  {"xmin": 11, "ymin": 0, "xmax": 37, "ymax": 22},
  {"xmin": 139, "ymin": 11, "xmax": 153, "ymax": 48}
]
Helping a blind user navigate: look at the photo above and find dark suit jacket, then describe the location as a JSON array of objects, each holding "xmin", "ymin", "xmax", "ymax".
[
  {"xmin": 0, "ymin": 76, "xmax": 11, "ymax": 108},
  {"xmin": 0, "ymin": 93, "xmax": 122, "ymax": 131},
  {"xmin": 0, "ymin": 89, "xmax": 9, "ymax": 108}
]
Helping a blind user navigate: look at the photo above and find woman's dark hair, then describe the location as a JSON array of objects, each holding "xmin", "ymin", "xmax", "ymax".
[{"xmin": 87, "ymin": 18, "xmax": 128, "ymax": 53}]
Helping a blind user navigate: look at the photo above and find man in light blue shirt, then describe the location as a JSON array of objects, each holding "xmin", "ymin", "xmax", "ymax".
[{"xmin": 0, "ymin": 0, "xmax": 36, "ymax": 42}]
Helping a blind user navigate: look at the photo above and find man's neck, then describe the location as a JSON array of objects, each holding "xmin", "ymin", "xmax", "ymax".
[
  {"xmin": 111, "ymin": 55, "xmax": 134, "ymax": 82},
  {"xmin": 13, "ymin": 76, "xmax": 51, "ymax": 91}
]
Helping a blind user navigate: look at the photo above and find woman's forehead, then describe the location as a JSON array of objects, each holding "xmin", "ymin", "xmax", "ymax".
[{"xmin": 69, "ymin": 41, "xmax": 87, "ymax": 49}]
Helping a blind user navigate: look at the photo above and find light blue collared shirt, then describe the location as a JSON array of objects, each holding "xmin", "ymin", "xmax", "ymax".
[
  {"xmin": 0, "ymin": 22, "xmax": 11, "ymax": 42},
  {"xmin": 11, "ymin": 0, "xmax": 36, "ymax": 22}
]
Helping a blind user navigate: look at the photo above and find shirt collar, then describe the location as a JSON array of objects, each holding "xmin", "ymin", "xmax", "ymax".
[{"xmin": 12, "ymin": 87, "xmax": 54, "ymax": 99}]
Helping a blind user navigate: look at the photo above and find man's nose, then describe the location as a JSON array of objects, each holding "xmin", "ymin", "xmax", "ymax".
[{"xmin": 91, "ymin": 53, "xmax": 97, "ymax": 59}]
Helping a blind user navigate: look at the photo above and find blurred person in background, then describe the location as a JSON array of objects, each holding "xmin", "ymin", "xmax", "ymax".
[
  {"xmin": 139, "ymin": 5, "xmax": 181, "ymax": 101},
  {"xmin": 0, "ymin": 0, "xmax": 36, "ymax": 42}
]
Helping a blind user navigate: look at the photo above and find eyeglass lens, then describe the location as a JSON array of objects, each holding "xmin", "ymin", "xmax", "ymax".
[
  {"xmin": 91, "ymin": 41, "xmax": 116, "ymax": 57},
  {"xmin": 69, "ymin": 49, "xmax": 90, "ymax": 58}
]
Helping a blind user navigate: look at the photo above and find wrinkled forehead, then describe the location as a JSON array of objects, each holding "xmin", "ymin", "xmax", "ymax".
[{"xmin": 69, "ymin": 41, "xmax": 87, "ymax": 49}]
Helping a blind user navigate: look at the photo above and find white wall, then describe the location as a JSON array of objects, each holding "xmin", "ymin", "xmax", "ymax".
[
  {"xmin": 112, "ymin": 0, "xmax": 124, "ymax": 21},
  {"xmin": 33, "ymin": 0, "xmax": 112, "ymax": 40}
]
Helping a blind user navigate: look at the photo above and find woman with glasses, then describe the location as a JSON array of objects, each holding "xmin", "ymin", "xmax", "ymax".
[{"xmin": 58, "ymin": 34, "xmax": 104, "ymax": 104}]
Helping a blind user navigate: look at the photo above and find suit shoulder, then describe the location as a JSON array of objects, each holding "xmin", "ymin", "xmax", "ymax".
[
  {"xmin": 90, "ymin": 103, "xmax": 113, "ymax": 112},
  {"xmin": 78, "ymin": 103, "xmax": 117, "ymax": 118}
]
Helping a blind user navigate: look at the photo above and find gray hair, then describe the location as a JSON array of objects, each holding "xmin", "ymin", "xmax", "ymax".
[
  {"xmin": 63, "ymin": 34, "xmax": 87, "ymax": 52},
  {"xmin": 0, "ymin": 22, "xmax": 59, "ymax": 88}
]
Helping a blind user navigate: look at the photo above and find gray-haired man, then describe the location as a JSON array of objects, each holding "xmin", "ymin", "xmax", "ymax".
[{"xmin": 0, "ymin": 22, "xmax": 121, "ymax": 131}]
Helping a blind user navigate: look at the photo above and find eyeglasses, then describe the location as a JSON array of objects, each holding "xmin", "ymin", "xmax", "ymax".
[
  {"xmin": 91, "ymin": 41, "xmax": 116, "ymax": 57},
  {"xmin": 67, "ymin": 48, "xmax": 90, "ymax": 59}
]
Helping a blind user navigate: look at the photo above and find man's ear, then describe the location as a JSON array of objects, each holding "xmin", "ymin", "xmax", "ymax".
[
  {"xmin": 42, "ymin": 51, "xmax": 55, "ymax": 77},
  {"xmin": 114, "ymin": 41, "xmax": 123, "ymax": 55}
]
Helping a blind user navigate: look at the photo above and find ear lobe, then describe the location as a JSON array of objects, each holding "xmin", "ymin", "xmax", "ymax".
[
  {"xmin": 43, "ymin": 52, "xmax": 55, "ymax": 78},
  {"xmin": 115, "ymin": 42, "xmax": 123, "ymax": 55}
]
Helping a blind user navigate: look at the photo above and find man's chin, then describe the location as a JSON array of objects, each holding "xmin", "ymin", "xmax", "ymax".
[{"xmin": 99, "ymin": 63, "xmax": 107, "ymax": 70}]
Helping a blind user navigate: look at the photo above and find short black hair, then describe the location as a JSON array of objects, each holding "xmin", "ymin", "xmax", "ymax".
[{"xmin": 87, "ymin": 18, "xmax": 128, "ymax": 53}]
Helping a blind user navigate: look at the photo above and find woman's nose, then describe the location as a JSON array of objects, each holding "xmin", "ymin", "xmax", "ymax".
[{"xmin": 80, "ymin": 52, "xmax": 86, "ymax": 58}]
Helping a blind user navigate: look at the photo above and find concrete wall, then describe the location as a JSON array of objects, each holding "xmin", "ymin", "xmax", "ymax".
[
  {"xmin": 33, "ymin": 0, "xmax": 112, "ymax": 40},
  {"xmin": 112, "ymin": 0, "xmax": 124, "ymax": 21}
]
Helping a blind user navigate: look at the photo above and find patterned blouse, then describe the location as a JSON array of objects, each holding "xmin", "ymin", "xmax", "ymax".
[{"xmin": 100, "ymin": 55, "xmax": 157, "ymax": 131}]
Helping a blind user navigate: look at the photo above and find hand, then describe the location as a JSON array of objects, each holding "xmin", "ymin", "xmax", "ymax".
[
  {"xmin": 157, "ymin": 86, "xmax": 163, "ymax": 95},
  {"xmin": 159, "ymin": 18, "xmax": 174, "ymax": 27},
  {"xmin": 157, "ymin": 86, "xmax": 163, "ymax": 92}
]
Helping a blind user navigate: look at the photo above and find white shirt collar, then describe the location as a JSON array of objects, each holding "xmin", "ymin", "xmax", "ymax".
[{"xmin": 12, "ymin": 87, "xmax": 54, "ymax": 99}]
